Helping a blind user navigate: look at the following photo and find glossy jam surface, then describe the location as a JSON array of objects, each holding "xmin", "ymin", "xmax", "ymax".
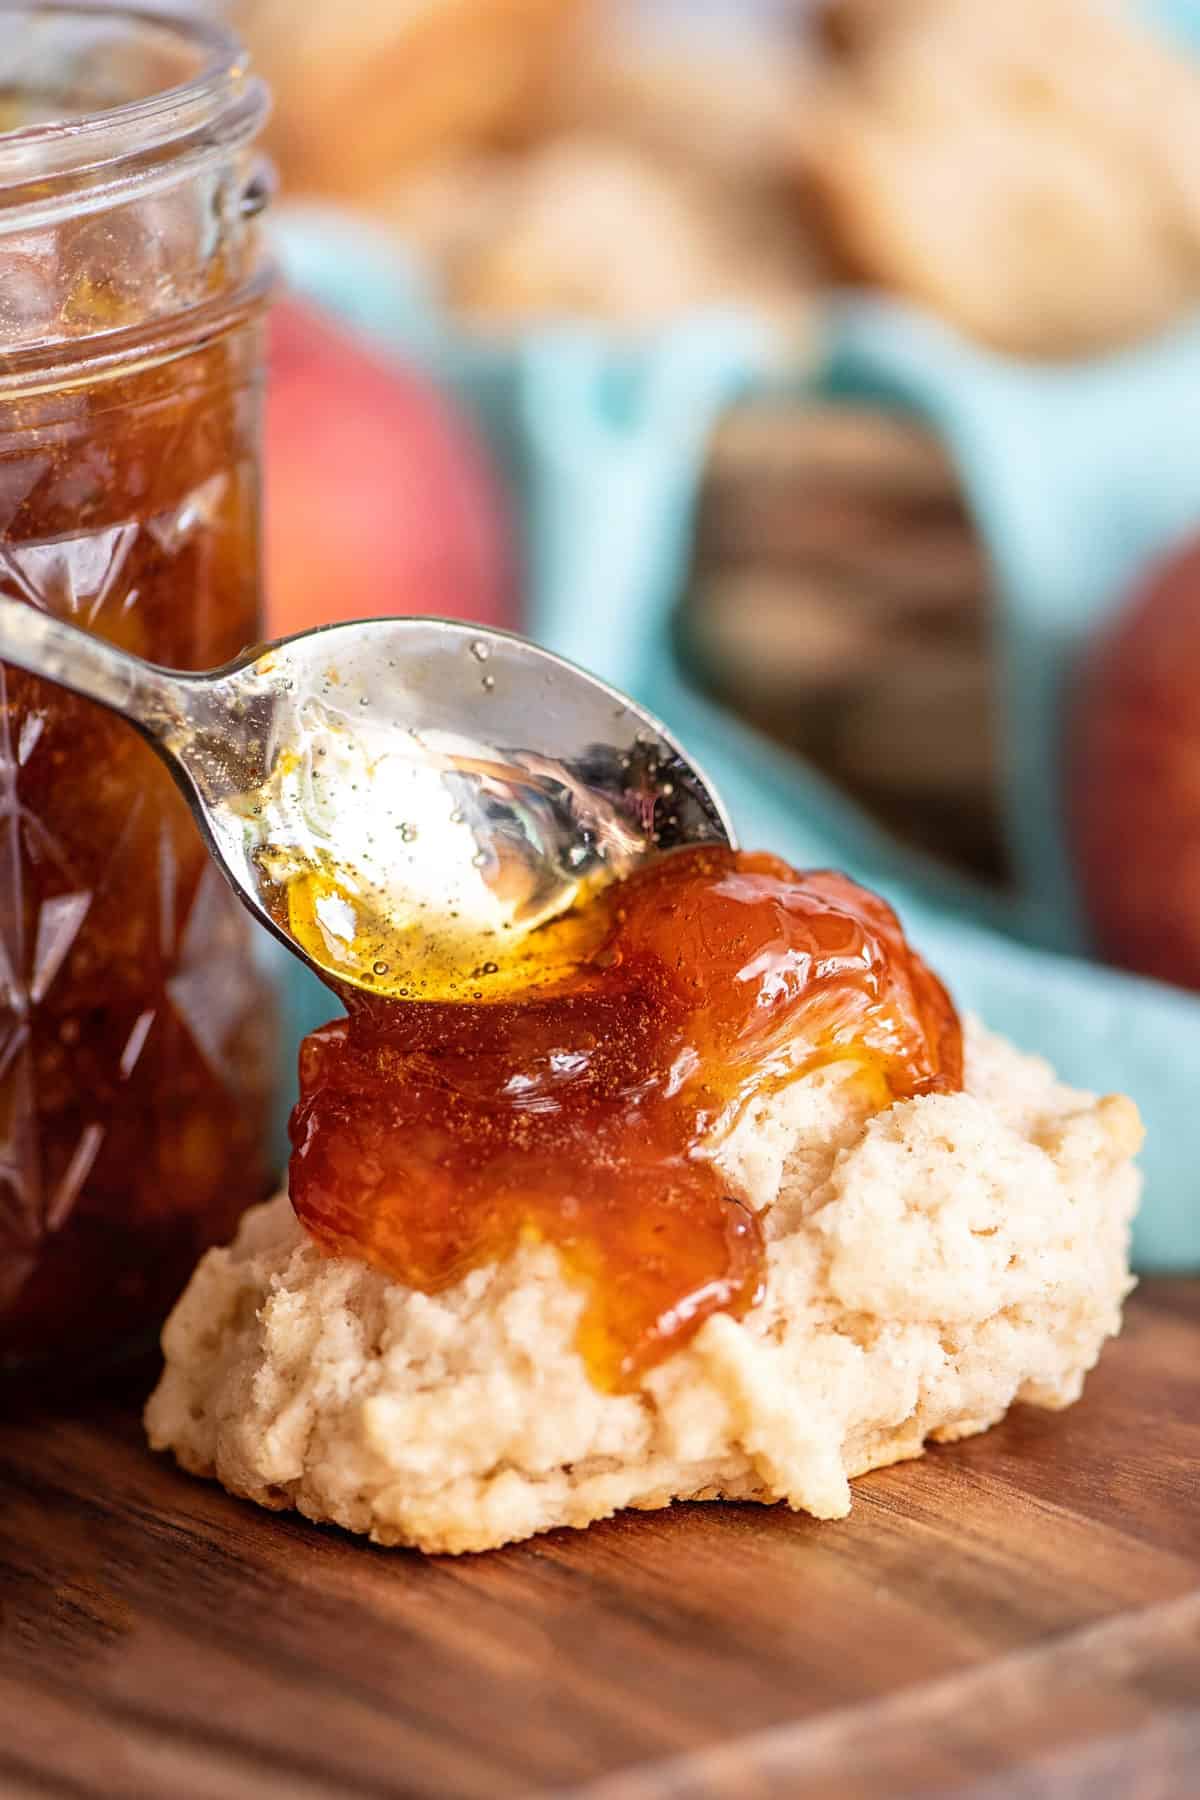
[
  {"xmin": 0, "ymin": 336, "xmax": 278, "ymax": 1359},
  {"xmin": 289, "ymin": 847, "xmax": 962, "ymax": 1388}
]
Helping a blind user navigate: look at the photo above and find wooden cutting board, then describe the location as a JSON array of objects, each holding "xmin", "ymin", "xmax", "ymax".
[{"xmin": 2, "ymin": 1280, "xmax": 1198, "ymax": 1799}]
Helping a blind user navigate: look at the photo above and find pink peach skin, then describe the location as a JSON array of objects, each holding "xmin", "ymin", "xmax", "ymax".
[
  {"xmin": 1069, "ymin": 537, "xmax": 1200, "ymax": 991},
  {"xmin": 263, "ymin": 298, "xmax": 519, "ymax": 640}
]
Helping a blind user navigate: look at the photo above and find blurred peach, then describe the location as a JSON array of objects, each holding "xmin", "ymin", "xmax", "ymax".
[
  {"xmin": 263, "ymin": 298, "xmax": 518, "ymax": 639},
  {"xmin": 1069, "ymin": 539, "xmax": 1200, "ymax": 990}
]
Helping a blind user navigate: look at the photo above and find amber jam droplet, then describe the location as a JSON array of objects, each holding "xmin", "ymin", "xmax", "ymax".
[{"xmin": 288, "ymin": 848, "xmax": 963, "ymax": 1390}]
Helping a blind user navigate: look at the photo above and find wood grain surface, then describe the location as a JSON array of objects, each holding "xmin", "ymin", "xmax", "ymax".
[{"xmin": 2, "ymin": 1280, "xmax": 1197, "ymax": 1799}]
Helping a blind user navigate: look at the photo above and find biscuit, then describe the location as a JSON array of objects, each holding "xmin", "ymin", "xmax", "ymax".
[
  {"xmin": 242, "ymin": 0, "xmax": 582, "ymax": 200},
  {"xmin": 797, "ymin": 0, "xmax": 1200, "ymax": 356},
  {"xmin": 146, "ymin": 1019, "xmax": 1140, "ymax": 1553}
]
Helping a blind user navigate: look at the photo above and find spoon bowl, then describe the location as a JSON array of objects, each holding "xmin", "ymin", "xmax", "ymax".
[{"xmin": 0, "ymin": 605, "xmax": 734, "ymax": 997}]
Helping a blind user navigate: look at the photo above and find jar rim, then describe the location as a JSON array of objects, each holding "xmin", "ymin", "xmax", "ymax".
[{"xmin": 0, "ymin": 2, "xmax": 269, "ymax": 227}]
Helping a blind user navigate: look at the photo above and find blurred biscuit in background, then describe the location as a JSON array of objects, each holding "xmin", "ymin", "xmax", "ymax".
[
  {"xmin": 443, "ymin": 35, "xmax": 822, "ymax": 329},
  {"xmin": 241, "ymin": 0, "xmax": 824, "ymax": 333},
  {"xmin": 239, "ymin": 0, "xmax": 584, "ymax": 200},
  {"xmin": 797, "ymin": 0, "xmax": 1200, "ymax": 356},
  {"xmin": 380, "ymin": 138, "xmax": 808, "ymax": 326},
  {"xmin": 242, "ymin": 0, "xmax": 1200, "ymax": 351},
  {"xmin": 381, "ymin": 27, "xmax": 825, "ymax": 337}
]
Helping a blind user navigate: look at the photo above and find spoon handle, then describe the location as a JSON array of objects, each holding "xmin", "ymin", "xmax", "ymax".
[{"xmin": 0, "ymin": 595, "xmax": 186, "ymax": 738}]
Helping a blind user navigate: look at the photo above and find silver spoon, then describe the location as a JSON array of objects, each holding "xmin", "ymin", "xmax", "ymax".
[{"xmin": 0, "ymin": 602, "xmax": 734, "ymax": 998}]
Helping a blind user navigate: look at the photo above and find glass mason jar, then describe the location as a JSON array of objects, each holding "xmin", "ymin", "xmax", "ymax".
[{"xmin": 0, "ymin": 5, "xmax": 279, "ymax": 1362}]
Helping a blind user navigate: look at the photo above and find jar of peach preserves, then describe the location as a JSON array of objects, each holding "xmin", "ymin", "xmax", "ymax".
[{"xmin": 0, "ymin": 5, "xmax": 279, "ymax": 1361}]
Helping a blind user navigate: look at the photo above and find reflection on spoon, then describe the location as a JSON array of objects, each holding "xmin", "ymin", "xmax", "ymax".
[{"xmin": 225, "ymin": 690, "xmax": 673, "ymax": 1001}]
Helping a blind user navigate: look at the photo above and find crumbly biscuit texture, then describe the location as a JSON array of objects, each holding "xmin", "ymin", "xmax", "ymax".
[{"xmin": 146, "ymin": 1021, "xmax": 1140, "ymax": 1553}]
